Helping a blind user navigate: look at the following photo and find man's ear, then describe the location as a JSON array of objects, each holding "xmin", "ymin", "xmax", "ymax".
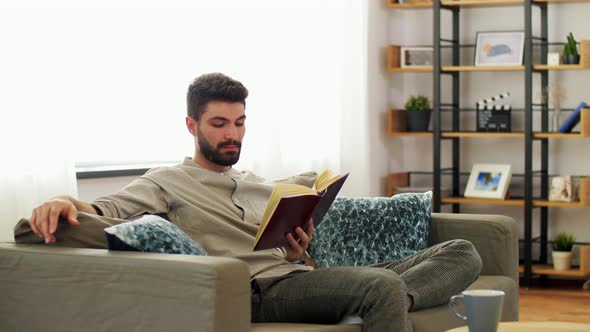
[{"xmin": 185, "ymin": 116, "xmax": 197, "ymax": 136}]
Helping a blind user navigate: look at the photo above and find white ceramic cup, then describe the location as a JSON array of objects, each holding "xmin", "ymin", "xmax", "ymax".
[{"xmin": 449, "ymin": 289, "xmax": 505, "ymax": 332}]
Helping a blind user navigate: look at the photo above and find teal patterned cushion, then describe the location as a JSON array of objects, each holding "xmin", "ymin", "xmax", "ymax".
[
  {"xmin": 309, "ymin": 192, "xmax": 432, "ymax": 268},
  {"xmin": 104, "ymin": 215, "xmax": 207, "ymax": 256}
]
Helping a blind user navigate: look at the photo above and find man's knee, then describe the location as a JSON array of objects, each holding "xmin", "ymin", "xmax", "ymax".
[
  {"xmin": 360, "ymin": 269, "xmax": 407, "ymax": 313},
  {"xmin": 448, "ymin": 239, "xmax": 483, "ymax": 277}
]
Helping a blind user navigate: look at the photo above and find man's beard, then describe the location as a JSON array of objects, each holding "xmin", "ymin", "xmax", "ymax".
[{"xmin": 197, "ymin": 131, "xmax": 242, "ymax": 167}]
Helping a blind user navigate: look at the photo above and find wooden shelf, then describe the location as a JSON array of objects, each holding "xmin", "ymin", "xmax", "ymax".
[
  {"xmin": 442, "ymin": 197, "xmax": 525, "ymax": 206},
  {"xmin": 534, "ymin": 0, "xmax": 590, "ymax": 3},
  {"xmin": 442, "ymin": 132, "xmax": 523, "ymax": 138},
  {"xmin": 387, "ymin": 45, "xmax": 433, "ymax": 72},
  {"xmin": 388, "ymin": 172, "xmax": 410, "ymax": 197},
  {"xmin": 442, "ymin": 65, "xmax": 525, "ymax": 72},
  {"xmin": 389, "ymin": 67, "xmax": 433, "ymax": 72},
  {"xmin": 534, "ymin": 108, "xmax": 590, "ymax": 138},
  {"xmin": 389, "ymin": 132, "xmax": 432, "ymax": 137},
  {"xmin": 441, "ymin": 0, "xmax": 523, "ymax": 7},
  {"xmin": 519, "ymin": 246, "xmax": 590, "ymax": 277},
  {"xmin": 534, "ymin": 64, "xmax": 589, "ymax": 70},
  {"xmin": 534, "ymin": 176, "xmax": 589, "ymax": 207},
  {"xmin": 388, "ymin": 176, "xmax": 589, "ymax": 207},
  {"xmin": 534, "ymin": 132, "xmax": 586, "ymax": 138},
  {"xmin": 387, "ymin": 109, "xmax": 589, "ymax": 137},
  {"xmin": 387, "ymin": 1, "xmax": 433, "ymax": 8},
  {"xmin": 387, "ymin": 109, "xmax": 433, "ymax": 136}
]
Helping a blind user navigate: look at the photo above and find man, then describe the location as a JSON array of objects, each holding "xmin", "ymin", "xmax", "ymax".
[{"xmin": 25, "ymin": 73, "xmax": 482, "ymax": 332}]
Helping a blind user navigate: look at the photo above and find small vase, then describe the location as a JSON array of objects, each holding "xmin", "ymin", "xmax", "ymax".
[
  {"xmin": 568, "ymin": 54, "xmax": 580, "ymax": 65},
  {"xmin": 552, "ymin": 251, "xmax": 573, "ymax": 270},
  {"xmin": 406, "ymin": 110, "xmax": 432, "ymax": 132}
]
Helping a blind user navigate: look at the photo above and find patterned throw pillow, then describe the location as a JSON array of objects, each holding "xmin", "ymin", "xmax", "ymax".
[
  {"xmin": 104, "ymin": 215, "xmax": 207, "ymax": 256},
  {"xmin": 308, "ymin": 192, "xmax": 432, "ymax": 268}
]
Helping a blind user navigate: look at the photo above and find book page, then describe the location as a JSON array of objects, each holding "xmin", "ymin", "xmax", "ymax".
[{"xmin": 314, "ymin": 169, "xmax": 342, "ymax": 192}]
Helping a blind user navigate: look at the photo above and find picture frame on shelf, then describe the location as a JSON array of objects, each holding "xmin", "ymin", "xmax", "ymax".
[
  {"xmin": 464, "ymin": 163, "xmax": 512, "ymax": 199},
  {"xmin": 549, "ymin": 176, "xmax": 577, "ymax": 202},
  {"xmin": 401, "ymin": 47, "xmax": 433, "ymax": 68},
  {"xmin": 474, "ymin": 31, "xmax": 525, "ymax": 67}
]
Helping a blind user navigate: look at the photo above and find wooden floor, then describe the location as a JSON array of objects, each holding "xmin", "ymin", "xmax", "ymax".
[{"xmin": 519, "ymin": 287, "xmax": 590, "ymax": 323}]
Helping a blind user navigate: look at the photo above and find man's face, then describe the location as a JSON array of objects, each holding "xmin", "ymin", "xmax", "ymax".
[{"xmin": 192, "ymin": 101, "xmax": 246, "ymax": 168}]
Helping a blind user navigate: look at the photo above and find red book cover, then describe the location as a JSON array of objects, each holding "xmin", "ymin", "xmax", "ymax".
[
  {"xmin": 253, "ymin": 173, "xmax": 349, "ymax": 251},
  {"xmin": 253, "ymin": 194, "xmax": 320, "ymax": 251}
]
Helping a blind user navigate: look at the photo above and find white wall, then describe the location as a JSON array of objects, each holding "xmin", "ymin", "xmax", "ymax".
[{"xmin": 379, "ymin": 4, "xmax": 590, "ymax": 242}]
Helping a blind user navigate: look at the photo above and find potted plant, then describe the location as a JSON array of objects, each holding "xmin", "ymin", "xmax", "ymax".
[
  {"xmin": 404, "ymin": 95, "xmax": 431, "ymax": 132},
  {"xmin": 562, "ymin": 32, "xmax": 580, "ymax": 65},
  {"xmin": 552, "ymin": 232, "xmax": 576, "ymax": 270}
]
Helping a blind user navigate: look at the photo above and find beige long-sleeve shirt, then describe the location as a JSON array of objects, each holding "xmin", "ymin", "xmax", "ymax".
[{"xmin": 92, "ymin": 157, "xmax": 318, "ymax": 279}]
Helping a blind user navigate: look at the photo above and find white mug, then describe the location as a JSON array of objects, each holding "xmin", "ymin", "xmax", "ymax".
[{"xmin": 449, "ymin": 289, "xmax": 504, "ymax": 332}]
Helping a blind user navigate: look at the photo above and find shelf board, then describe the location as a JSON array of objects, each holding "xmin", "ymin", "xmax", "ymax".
[
  {"xmin": 388, "ymin": 132, "xmax": 432, "ymax": 137},
  {"xmin": 518, "ymin": 265, "xmax": 590, "ymax": 277},
  {"xmin": 442, "ymin": 132, "xmax": 523, "ymax": 138},
  {"xmin": 534, "ymin": 132, "xmax": 587, "ymax": 138},
  {"xmin": 533, "ymin": 200, "xmax": 588, "ymax": 207},
  {"xmin": 441, "ymin": 197, "xmax": 525, "ymax": 206},
  {"xmin": 442, "ymin": 65, "xmax": 525, "ymax": 72},
  {"xmin": 441, "ymin": 0, "xmax": 523, "ymax": 7},
  {"xmin": 534, "ymin": 0, "xmax": 590, "ymax": 3},
  {"xmin": 387, "ymin": 1, "xmax": 433, "ymax": 8},
  {"xmin": 534, "ymin": 64, "xmax": 589, "ymax": 70},
  {"xmin": 442, "ymin": 197, "xmax": 588, "ymax": 207},
  {"xmin": 388, "ymin": 67, "xmax": 433, "ymax": 73}
]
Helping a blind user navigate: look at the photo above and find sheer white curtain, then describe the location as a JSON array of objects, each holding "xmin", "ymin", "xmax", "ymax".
[{"xmin": 0, "ymin": 0, "xmax": 366, "ymax": 241}]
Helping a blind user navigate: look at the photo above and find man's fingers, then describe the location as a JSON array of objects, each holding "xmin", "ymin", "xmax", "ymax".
[
  {"xmin": 49, "ymin": 207, "xmax": 61, "ymax": 235},
  {"xmin": 29, "ymin": 210, "xmax": 42, "ymax": 238},
  {"xmin": 296, "ymin": 227, "xmax": 310, "ymax": 247},
  {"xmin": 38, "ymin": 206, "xmax": 52, "ymax": 243},
  {"xmin": 286, "ymin": 233, "xmax": 304, "ymax": 256},
  {"xmin": 65, "ymin": 207, "xmax": 80, "ymax": 226}
]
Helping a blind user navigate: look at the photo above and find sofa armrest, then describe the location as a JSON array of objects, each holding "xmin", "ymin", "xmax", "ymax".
[
  {"xmin": 0, "ymin": 243, "xmax": 251, "ymax": 332},
  {"xmin": 428, "ymin": 213, "xmax": 519, "ymax": 284}
]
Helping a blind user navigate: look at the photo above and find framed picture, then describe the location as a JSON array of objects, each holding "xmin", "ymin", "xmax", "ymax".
[
  {"xmin": 548, "ymin": 176, "xmax": 576, "ymax": 202},
  {"xmin": 474, "ymin": 31, "xmax": 525, "ymax": 66},
  {"xmin": 401, "ymin": 47, "xmax": 433, "ymax": 68},
  {"xmin": 464, "ymin": 163, "xmax": 512, "ymax": 199}
]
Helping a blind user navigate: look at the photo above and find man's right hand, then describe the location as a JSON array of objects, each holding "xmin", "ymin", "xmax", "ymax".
[{"xmin": 29, "ymin": 197, "xmax": 82, "ymax": 244}]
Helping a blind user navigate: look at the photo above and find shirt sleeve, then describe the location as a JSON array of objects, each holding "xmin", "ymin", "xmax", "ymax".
[{"xmin": 91, "ymin": 176, "xmax": 169, "ymax": 220}]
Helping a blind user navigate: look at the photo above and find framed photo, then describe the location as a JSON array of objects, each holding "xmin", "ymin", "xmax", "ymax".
[
  {"xmin": 464, "ymin": 163, "xmax": 512, "ymax": 199},
  {"xmin": 401, "ymin": 47, "xmax": 433, "ymax": 68},
  {"xmin": 549, "ymin": 176, "xmax": 576, "ymax": 202},
  {"xmin": 474, "ymin": 31, "xmax": 525, "ymax": 66}
]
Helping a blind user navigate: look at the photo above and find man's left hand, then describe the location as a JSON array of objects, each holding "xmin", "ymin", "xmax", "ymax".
[{"xmin": 284, "ymin": 218, "xmax": 314, "ymax": 262}]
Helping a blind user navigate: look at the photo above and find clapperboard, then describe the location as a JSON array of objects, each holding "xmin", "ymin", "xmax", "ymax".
[{"xmin": 476, "ymin": 92, "xmax": 512, "ymax": 132}]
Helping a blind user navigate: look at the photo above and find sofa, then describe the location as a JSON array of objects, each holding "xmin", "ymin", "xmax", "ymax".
[{"xmin": 0, "ymin": 213, "xmax": 519, "ymax": 332}]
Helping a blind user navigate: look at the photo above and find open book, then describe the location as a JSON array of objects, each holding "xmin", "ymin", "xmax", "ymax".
[{"xmin": 253, "ymin": 170, "xmax": 349, "ymax": 251}]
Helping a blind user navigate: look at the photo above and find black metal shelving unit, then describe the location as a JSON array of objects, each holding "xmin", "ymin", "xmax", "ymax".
[
  {"xmin": 432, "ymin": 0, "xmax": 548, "ymax": 287},
  {"xmin": 389, "ymin": 0, "xmax": 589, "ymax": 287}
]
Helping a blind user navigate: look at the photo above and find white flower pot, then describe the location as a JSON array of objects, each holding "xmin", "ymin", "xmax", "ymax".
[{"xmin": 552, "ymin": 251, "xmax": 573, "ymax": 271}]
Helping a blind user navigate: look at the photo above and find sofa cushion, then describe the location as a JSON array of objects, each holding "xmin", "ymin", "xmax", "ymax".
[
  {"xmin": 104, "ymin": 215, "xmax": 207, "ymax": 255},
  {"xmin": 309, "ymin": 192, "xmax": 432, "ymax": 268}
]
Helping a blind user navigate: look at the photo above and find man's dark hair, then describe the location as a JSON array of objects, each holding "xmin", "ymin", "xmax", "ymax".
[{"xmin": 187, "ymin": 73, "xmax": 249, "ymax": 121}]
